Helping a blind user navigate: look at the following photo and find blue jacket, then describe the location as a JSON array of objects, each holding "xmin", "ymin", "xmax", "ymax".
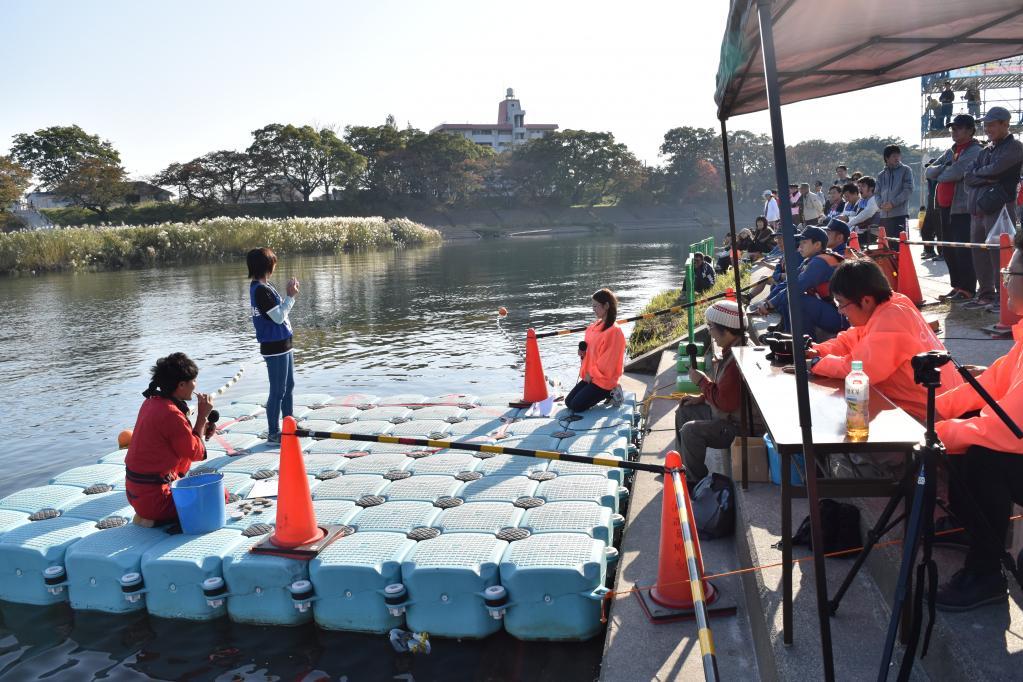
[
  {"xmin": 250, "ymin": 281, "xmax": 292, "ymax": 345},
  {"xmin": 768, "ymin": 253, "xmax": 839, "ymax": 309}
]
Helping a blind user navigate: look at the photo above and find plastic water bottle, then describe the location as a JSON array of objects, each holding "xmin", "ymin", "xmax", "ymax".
[{"xmin": 845, "ymin": 360, "xmax": 869, "ymax": 441}]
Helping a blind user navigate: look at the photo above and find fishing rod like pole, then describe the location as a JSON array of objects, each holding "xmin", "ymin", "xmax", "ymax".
[
  {"xmin": 289, "ymin": 428, "xmax": 665, "ymax": 474},
  {"xmin": 532, "ymin": 281, "xmax": 764, "ymax": 340}
]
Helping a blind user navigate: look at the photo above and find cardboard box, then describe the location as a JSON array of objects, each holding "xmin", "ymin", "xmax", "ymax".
[{"xmin": 730, "ymin": 437, "xmax": 771, "ymax": 483}]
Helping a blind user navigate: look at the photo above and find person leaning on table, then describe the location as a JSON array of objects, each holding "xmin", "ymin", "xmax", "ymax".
[{"xmin": 932, "ymin": 227, "xmax": 1023, "ymax": 613}]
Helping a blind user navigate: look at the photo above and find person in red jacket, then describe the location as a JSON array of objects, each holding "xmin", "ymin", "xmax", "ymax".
[
  {"xmin": 807, "ymin": 259, "xmax": 962, "ymax": 422},
  {"xmin": 565, "ymin": 288, "xmax": 626, "ymax": 412},
  {"xmin": 674, "ymin": 300, "xmax": 743, "ymax": 483},
  {"xmin": 934, "ymin": 228, "xmax": 1023, "ymax": 612},
  {"xmin": 125, "ymin": 353, "xmax": 214, "ymax": 525}
]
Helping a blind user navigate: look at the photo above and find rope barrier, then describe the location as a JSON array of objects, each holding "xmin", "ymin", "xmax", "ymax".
[
  {"xmin": 902, "ymin": 239, "xmax": 1010, "ymax": 250},
  {"xmin": 533, "ymin": 282, "xmax": 762, "ymax": 340},
  {"xmin": 288, "ymin": 428, "xmax": 665, "ymax": 474}
]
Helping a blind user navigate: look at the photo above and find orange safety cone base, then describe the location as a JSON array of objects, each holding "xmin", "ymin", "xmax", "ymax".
[
  {"xmin": 636, "ymin": 586, "xmax": 737, "ymax": 623},
  {"xmin": 522, "ymin": 328, "xmax": 549, "ymax": 403},
  {"xmin": 250, "ymin": 523, "xmax": 354, "ymax": 560}
]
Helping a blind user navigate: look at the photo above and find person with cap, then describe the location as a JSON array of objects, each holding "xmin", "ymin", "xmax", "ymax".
[
  {"xmin": 876, "ymin": 145, "xmax": 915, "ymax": 250},
  {"xmin": 674, "ymin": 299, "xmax": 744, "ymax": 483},
  {"xmin": 804, "ymin": 259, "xmax": 962, "ymax": 423},
  {"xmin": 825, "ymin": 218, "xmax": 850, "ymax": 255},
  {"xmin": 926, "ymin": 113, "xmax": 982, "ymax": 303},
  {"xmin": 933, "ymin": 227, "xmax": 1023, "ymax": 612},
  {"xmin": 763, "ymin": 189, "xmax": 781, "ymax": 228},
  {"xmin": 751, "ymin": 226, "xmax": 846, "ymax": 340},
  {"xmin": 963, "ymin": 106, "xmax": 1023, "ymax": 313}
]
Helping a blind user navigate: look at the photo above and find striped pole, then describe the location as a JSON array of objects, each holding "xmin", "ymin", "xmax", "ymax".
[
  {"xmin": 533, "ymin": 281, "xmax": 762, "ymax": 339},
  {"xmin": 900, "ymin": 239, "xmax": 1009, "ymax": 250},
  {"xmin": 669, "ymin": 466, "xmax": 720, "ymax": 681},
  {"xmin": 289, "ymin": 428, "xmax": 664, "ymax": 474}
]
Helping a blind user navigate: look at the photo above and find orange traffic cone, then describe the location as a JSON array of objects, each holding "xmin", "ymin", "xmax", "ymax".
[
  {"xmin": 994, "ymin": 232, "xmax": 1021, "ymax": 332},
  {"xmin": 878, "ymin": 226, "xmax": 889, "ymax": 251},
  {"xmin": 522, "ymin": 328, "xmax": 549, "ymax": 404},
  {"xmin": 650, "ymin": 451, "xmax": 717, "ymax": 609},
  {"xmin": 848, "ymin": 230, "xmax": 861, "ymax": 252},
  {"xmin": 897, "ymin": 232, "xmax": 924, "ymax": 306},
  {"xmin": 270, "ymin": 416, "xmax": 324, "ymax": 548},
  {"xmin": 724, "ymin": 288, "xmax": 735, "ymax": 301}
]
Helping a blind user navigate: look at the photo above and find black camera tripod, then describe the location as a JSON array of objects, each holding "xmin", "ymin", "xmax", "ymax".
[{"xmin": 823, "ymin": 351, "xmax": 1023, "ymax": 681}]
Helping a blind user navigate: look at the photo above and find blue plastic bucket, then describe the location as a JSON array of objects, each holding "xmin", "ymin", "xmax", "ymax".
[
  {"xmin": 764, "ymin": 434, "xmax": 805, "ymax": 487},
  {"xmin": 171, "ymin": 473, "xmax": 226, "ymax": 534}
]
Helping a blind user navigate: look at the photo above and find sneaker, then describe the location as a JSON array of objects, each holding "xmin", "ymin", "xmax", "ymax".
[
  {"xmin": 934, "ymin": 568, "xmax": 1007, "ymax": 612},
  {"xmin": 938, "ymin": 288, "xmax": 959, "ymax": 301},
  {"xmin": 266, "ymin": 433, "xmax": 282, "ymax": 444},
  {"xmin": 986, "ymin": 302, "xmax": 1001, "ymax": 314},
  {"xmin": 947, "ymin": 289, "xmax": 974, "ymax": 302},
  {"xmin": 963, "ymin": 296, "xmax": 996, "ymax": 310},
  {"xmin": 922, "ymin": 252, "xmax": 937, "ymax": 260},
  {"xmin": 610, "ymin": 385, "xmax": 624, "ymax": 407}
]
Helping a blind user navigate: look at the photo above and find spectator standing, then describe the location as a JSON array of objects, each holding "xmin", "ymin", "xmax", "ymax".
[
  {"xmin": 763, "ymin": 189, "xmax": 781, "ymax": 228},
  {"xmin": 789, "ymin": 183, "xmax": 804, "ymax": 225},
  {"xmin": 927, "ymin": 113, "xmax": 981, "ymax": 302},
  {"xmin": 847, "ymin": 176, "xmax": 879, "ymax": 243},
  {"xmin": 963, "ymin": 107, "xmax": 1023, "ymax": 311},
  {"xmin": 939, "ymin": 82, "xmax": 956, "ymax": 127},
  {"xmin": 833, "ymin": 165, "xmax": 851, "ymax": 188},
  {"xmin": 920, "ymin": 160, "xmax": 941, "ymax": 260},
  {"xmin": 964, "ymin": 85, "xmax": 981, "ymax": 118},
  {"xmin": 927, "ymin": 97, "xmax": 943, "ymax": 130},
  {"xmin": 876, "ymin": 145, "xmax": 914, "ymax": 250},
  {"xmin": 814, "ymin": 181, "xmax": 826, "ymax": 205},
  {"xmin": 801, "ymin": 182, "xmax": 824, "ymax": 225}
]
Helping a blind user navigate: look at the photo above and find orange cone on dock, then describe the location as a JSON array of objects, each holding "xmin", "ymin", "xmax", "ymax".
[
  {"xmin": 650, "ymin": 451, "xmax": 717, "ymax": 610},
  {"xmin": 994, "ymin": 232, "xmax": 1021, "ymax": 332},
  {"xmin": 522, "ymin": 328, "xmax": 549, "ymax": 404},
  {"xmin": 896, "ymin": 232, "xmax": 924, "ymax": 306},
  {"xmin": 270, "ymin": 416, "xmax": 324, "ymax": 549}
]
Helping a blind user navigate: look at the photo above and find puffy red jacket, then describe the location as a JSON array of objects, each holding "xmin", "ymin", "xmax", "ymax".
[{"xmin": 124, "ymin": 396, "xmax": 207, "ymax": 521}]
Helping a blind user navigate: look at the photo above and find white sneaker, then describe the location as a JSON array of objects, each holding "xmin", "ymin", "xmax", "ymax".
[{"xmin": 610, "ymin": 385, "xmax": 624, "ymax": 407}]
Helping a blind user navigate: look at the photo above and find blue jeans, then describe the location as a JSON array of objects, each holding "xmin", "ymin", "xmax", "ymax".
[
  {"xmin": 774, "ymin": 293, "xmax": 847, "ymax": 340},
  {"xmin": 264, "ymin": 351, "xmax": 294, "ymax": 436},
  {"xmin": 565, "ymin": 381, "xmax": 612, "ymax": 413}
]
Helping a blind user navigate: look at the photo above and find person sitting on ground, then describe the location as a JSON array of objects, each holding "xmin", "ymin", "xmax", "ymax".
[
  {"xmin": 565, "ymin": 288, "xmax": 625, "ymax": 412},
  {"xmin": 822, "ymin": 185, "xmax": 846, "ymax": 223},
  {"xmin": 125, "ymin": 353, "xmax": 215, "ymax": 526},
  {"xmin": 847, "ymin": 175, "xmax": 879, "ymax": 244},
  {"xmin": 691, "ymin": 252, "xmax": 716, "ymax": 293},
  {"xmin": 674, "ymin": 300, "xmax": 744, "ymax": 483},
  {"xmin": 825, "ymin": 218, "xmax": 850, "ymax": 256},
  {"xmin": 805, "ymin": 259, "xmax": 962, "ymax": 423},
  {"xmin": 751, "ymin": 226, "xmax": 846, "ymax": 340},
  {"xmin": 715, "ymin": 234, "xmax": 733, "ymax": 274},
  {"xmin": 933, "ymin": 228, "xmax": 1023, "ymax": 612}
]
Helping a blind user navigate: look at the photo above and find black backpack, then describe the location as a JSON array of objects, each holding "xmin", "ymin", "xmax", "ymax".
[
  {"xmin": 788, "ymin": 499, "xmax": 861, "ymax": 558},
  {"xmin": 691, "ymin": 473, "xmax": 736, "ymax": 540}
]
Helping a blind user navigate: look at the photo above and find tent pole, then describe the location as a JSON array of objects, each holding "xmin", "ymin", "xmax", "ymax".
[
  {"xmin": 755, "ymin": 1, "xmax": 835, "ymax": 680},
  {"xmin": 720, "ymin": 119, "xmax": 753, "ymax": 490}
]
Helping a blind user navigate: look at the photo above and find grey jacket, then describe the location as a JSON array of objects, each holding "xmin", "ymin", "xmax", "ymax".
[
  {"xmin": 965, "ymin": 134, "xmax": 1023, "ymax": 217},
  {"xmin": 875, "ymin": 162, "xmax": 914, "ymax": 218},
  {"xmin": 925, "ymin": 139, "xmax": 982, "ymax": 215}
]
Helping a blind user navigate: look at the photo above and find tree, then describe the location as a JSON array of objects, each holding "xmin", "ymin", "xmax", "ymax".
[
  {"xmin": 344, "ymin": 123, "xmax": 410, "ymax": 196},
  {"xmin": 247, "ymin": 124, "xmax": 322, "ymax": 202},
  {"xmin": 659, "ymin": 127, "xmax": 722, "ymax": 200},
  {"xmin": 54, "ymin": 158, "xmax": 127, "ymax": 219},
  {"xmin": 312, "ymin": 129, "xmax": 365, "ymax": 200},
  {"xmin": 10, "ymin": 125, "xmax": 120, "ymax": 189},
  {"xmin": 395, "ymin": 131, "xmax": 492, "ymax": 203},
  {"xmin": 202, "ymin": 150, "xmax": 254, "ymax": 204},
  {"xmin": 0, "ymin": 156, "xmax": 32, "ymax": 211}
]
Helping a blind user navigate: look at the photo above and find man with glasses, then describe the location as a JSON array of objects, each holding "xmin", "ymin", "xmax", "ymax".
[
  {"xmin": 804, "ymin": 259, "xmax": 961, "ymax": 422},
  {"xmin": 935, "ymin": 228, "xmax": 1023, "ymax": 612}
]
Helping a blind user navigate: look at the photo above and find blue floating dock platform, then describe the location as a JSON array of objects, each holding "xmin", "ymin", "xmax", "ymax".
[{"xmin": 0, "ymin": 391, "xmax": 639, "ymax": 641}]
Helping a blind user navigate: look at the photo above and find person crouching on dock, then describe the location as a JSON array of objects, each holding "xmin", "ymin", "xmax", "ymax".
[
  {"xmin": 247, "ymin": 247, "xmax": 299, "ymax": 443},
  {"xmin": 125, "ymin": 353, "xmax": 214, "ymax": 526},
  {"xmin": 565, "ymin": 288, "xmax": 626, "ymax": 412}
]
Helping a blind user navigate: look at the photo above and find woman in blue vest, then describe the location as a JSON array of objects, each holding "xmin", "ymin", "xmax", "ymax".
[{"xmin": 247, "ymin": 247, "xmax": 299, "ymax": 443}]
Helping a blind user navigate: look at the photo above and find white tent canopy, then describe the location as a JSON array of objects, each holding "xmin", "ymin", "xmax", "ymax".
[{"xmin": 715, "ymin": 0, "xmax": 1023, "ymax": 119}]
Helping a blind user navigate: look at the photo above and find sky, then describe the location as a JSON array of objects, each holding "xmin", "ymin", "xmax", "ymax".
[{"xmin": 0, "ymin": 0, "xmax": 924, "ymax": 180}]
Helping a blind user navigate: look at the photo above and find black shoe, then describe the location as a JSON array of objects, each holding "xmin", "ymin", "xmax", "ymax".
[
  {"xmin": 766, "ymin": 323, "xmax": 782, "ymax": 334},
  {"xmin": 934, "ymin": 568, "xmax": 1007, "ymax": 612},
  {"xmin": 932, "ymin": 515, "xmax": 971, "ymax": 547}
]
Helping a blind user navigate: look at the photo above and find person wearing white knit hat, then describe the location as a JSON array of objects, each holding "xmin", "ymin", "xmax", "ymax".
[{"xmin": 673, "ymin": 298, "xmax": 744, "ymax": 484}]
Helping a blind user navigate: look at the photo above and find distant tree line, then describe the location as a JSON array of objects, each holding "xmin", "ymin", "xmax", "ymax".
[{"xmin": 3, "ymin": 121, "xmax": 924, "ymax": 227}]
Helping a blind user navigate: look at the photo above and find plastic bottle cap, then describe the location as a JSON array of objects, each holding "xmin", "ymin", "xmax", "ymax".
[{"xmin": 851, "ymin": 360, "xmax": 863, "ymax": 371}]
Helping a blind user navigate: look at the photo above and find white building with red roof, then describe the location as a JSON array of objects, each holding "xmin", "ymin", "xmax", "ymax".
[{"xmin": 431, "ymin": 88, "xmax": 558, "ymax": 151}]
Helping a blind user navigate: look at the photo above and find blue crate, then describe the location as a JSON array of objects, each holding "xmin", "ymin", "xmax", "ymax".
[{"xmin": 764, "ymin": 434, "xmax": 805, "ymax": 486}]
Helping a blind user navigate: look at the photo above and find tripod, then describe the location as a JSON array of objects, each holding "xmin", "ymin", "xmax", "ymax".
[{"xmin": 820, "ymin": 351, "xmax": 1023, "ymax": 681}]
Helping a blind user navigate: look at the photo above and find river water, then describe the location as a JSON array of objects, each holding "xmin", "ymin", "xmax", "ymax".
[{"xmin": 0, "ymin": 227, "xmax": 697, "ymax": 681}]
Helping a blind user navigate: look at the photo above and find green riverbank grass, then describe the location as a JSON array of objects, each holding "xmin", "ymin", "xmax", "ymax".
[
  {"xmin": 0, "ymin": 216, "xmax": 441, "ymax": 274},
  {"xmin": 627, "ymin": 267, "xmax": 751, "ymax": 358}
]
